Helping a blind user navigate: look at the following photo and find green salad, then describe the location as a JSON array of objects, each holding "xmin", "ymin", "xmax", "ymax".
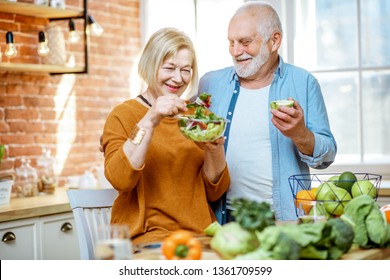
[{"xmin": 178, "ymin": 93, "xmax": 226, "ymax": 142}]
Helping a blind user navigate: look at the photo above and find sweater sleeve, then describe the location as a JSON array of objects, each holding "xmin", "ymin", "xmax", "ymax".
[
  {"xmin": 202, "ymin": 165, "xmax": 230, "ymax": 202},
  {"xmin": 102, "ymin": 102, "xmax": 144, "ymax": 191}
]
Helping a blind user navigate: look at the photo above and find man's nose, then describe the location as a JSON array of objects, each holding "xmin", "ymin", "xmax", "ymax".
[{"xmin": 230, "ymin": 42, "xmax": 243, "ymax": 57}]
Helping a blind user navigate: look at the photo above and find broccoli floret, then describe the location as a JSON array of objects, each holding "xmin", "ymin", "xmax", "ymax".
[
  {"xmin": 256, "ymin": 225, "xmax": 301, "ymax": 260},
  {"xmin": 325, "ymin": 218, "xmax": 355, "ymax": 259},
  {"xmin": 231, "ymin": 198, "xmax": 275, "ymax": 232}
]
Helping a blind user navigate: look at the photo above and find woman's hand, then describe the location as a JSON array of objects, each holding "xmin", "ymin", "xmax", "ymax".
[
  {"xmin": 145, "ymin": 94, "xmax": 188, "ymax": 127},
  {"xmin": 197, "ymin": 137, "xmax": 226, "ymax": 183},
  {"xmin": 194, "ymin": 136, "xmax": 225, "ymax": 152}
]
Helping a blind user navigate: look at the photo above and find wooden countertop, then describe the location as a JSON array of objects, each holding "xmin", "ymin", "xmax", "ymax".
[
  {"xmin": 133, "ymin": 237, "xmax": 390, "ymax": 260},
  {"xmin": 0, "ymin": 188, "xmax": 72, "ymax": 223},
  {"xmin": 379, "ymin": 187, "xmax": 390, "ymax": 197}
]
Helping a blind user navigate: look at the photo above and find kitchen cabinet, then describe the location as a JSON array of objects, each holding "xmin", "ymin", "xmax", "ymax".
[
  {"xmin": 0, "ymin": 0, "xmax": 88, "ymax": 74},
  {"xmin": 0, "ymin": 188, "xmax": 81, "ymax": 259},
  {"xmin": 0, "ymin": 218, "xmax": 38, "ymax": 260},
  {"xmin": 0, "ymin": 212, "xmax": 80, "ymax": 260},
  {"xmin": 39, "ymin": 212, "xmax": 80, "ymax": 259}
]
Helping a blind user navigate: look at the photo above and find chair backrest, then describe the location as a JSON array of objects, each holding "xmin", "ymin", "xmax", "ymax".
[{"xmin": 67, "ymin": 188, "xmax": 118, "ymax": 260}]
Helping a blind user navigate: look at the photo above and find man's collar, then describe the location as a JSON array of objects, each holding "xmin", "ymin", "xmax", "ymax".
[{"xmin": 275, "ymin": 55, "xmax": 285, "ymax": 78}]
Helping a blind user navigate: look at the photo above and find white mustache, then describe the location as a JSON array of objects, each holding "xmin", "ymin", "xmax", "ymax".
[{"xmin": 236, "ymin": 54, "xmax": 253, "ymax": 61}]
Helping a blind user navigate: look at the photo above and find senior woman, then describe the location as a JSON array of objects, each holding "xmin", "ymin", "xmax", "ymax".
[{"xmin": 101, "ymin": 28, "xmax": 230, "ymax": 245}]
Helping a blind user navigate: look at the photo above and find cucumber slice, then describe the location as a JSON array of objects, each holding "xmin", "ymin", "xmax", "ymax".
[{"xmin": 270, "ymin": 100, "xmax": 294, "ymax": 110}]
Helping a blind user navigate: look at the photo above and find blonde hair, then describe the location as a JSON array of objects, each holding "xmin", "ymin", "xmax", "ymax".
[{"xmin": 138, "ymin": 28, "xmax": 199, "ymax": 98}]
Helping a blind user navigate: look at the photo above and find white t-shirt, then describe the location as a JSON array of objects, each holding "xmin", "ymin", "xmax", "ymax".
[{"xmin": 226, "ymin": 86, "xmax": 273, "ymax": 209}]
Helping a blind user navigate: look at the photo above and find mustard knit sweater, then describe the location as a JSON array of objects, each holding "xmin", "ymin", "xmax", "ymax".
[{"xmin": 103, "ymin": 99, "xmax": 230, "ymax": 245}]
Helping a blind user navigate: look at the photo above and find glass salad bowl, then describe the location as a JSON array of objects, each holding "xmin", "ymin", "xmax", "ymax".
[
  {"xmin": 177, "ymin": 116, "xmax": 227, "ymax": 142},
  {"xmin": 177, "ymin": 92, "xmax": 227, "ymax": 142}
]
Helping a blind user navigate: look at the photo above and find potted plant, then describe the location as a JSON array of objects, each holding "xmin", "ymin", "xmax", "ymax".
[{"xmin": 0, "ymin": 144, "xmax": 14, "ymax": 205}]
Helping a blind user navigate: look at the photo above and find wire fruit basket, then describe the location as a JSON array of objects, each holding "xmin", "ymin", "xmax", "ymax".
[{"xmin": 288, "ymin": 173, "xmax": 382, "ymax": 218}]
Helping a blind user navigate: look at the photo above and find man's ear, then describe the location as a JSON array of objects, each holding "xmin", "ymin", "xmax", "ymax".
[{"xmin": 270, "ymin": 31, "xmax": 282, "ymax": 51}]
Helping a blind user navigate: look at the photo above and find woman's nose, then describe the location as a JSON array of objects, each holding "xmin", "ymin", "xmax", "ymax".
[{"xmin": 171, "ymin": 68, "xmax": 183, "ymax": 82}]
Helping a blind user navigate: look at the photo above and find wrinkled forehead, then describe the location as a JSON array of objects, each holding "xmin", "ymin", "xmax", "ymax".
[
  {"xmin": 162, "ymin": 48, "xmax": 194, "ymax": 67},
  {"xmin": 228, "ymin": 14, "xmax": 259, "ymax": 41}
]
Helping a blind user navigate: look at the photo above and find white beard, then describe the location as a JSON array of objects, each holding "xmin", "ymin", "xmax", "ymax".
[{"xmin": 233, "ymin": 41, "xmax": 270, "ymax": 78}]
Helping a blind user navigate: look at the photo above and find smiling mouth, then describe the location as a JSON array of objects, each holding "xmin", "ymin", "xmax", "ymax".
[
  {"xmin": 166, "ymin": 84, "xmax": 181, "ymax": 90},
  {"xmin": 236, "ymin": 57, "xmax": 252, "ymax": 63}
]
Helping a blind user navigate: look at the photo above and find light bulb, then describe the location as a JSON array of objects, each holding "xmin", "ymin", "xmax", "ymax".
[
  {"xmin": 37, "ymin": 31, "xmax": 50, "ymax": 56},
  {"xmin": 87, "ymin": 15, "xmax": 104, "ymax": 37},
  {"xmin": 68, "ymin": 19, "xmax": 80, "ymax": 44},
  {"xmin": 5, "ymin": 31, "xmax": 17, "ymax": 59}
]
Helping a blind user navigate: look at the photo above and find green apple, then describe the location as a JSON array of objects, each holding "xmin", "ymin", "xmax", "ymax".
[
  {"xmin": 327, "ymin": 175, "xmax": 340, "ymax": 186},
  {"xmin": 338, "ymin": 171, "xmax": 357, "ymax": 193},
  {"xmin": 316, "ymin": 181, "xmax": 337, "ymax": 201},
  {"xmin": 351, "ymin": 180, "xmax": 376, "ymax": 198},
  {"xmin": 270, "ymin": 99, "xmax": 294, "ymax": 110},
  {"xmin": 323, "ymin": 187, "xmax": 352, "ymax": 216}
]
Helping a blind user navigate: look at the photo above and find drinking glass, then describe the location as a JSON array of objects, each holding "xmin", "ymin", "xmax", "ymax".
[
  {"xmin": 297, "ymin": 200, "xmax": 327, "ymax": 224},
  {"xmin": 94, "ymin": 224, "xmax": 133, "ymax": 260}
]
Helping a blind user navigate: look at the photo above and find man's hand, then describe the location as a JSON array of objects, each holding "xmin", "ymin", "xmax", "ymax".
[{"xmin": 270, "ymin": 99, "xmax": 314, "ymax": 156}]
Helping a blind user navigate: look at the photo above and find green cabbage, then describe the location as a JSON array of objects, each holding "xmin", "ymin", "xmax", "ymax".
[{"xmin": 210, "ymin": 222, "xmax": 259, "ymax": 259}]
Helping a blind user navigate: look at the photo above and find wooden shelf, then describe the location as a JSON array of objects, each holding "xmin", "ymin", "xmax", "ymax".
[
  {"xmin": 0, "ymin": 0, "xmax": 88, "ymax": 74},
  {"xmin": 0, "ymin": 62, "xmax": 85, "ymax": 74},
  {"xmin": 0, "ymin": 1, "xmax": 83, "ymax": 19}
]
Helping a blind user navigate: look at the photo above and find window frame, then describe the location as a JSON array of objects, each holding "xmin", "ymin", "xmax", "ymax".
[{"xmin": 140, "ymin": 0, "xmax": 390, "ymax": 182}]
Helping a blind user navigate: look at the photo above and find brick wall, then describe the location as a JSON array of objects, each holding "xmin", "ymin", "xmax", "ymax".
[{"xmin": 0, "ymin": 0, "xmax": 141, "ymax": 187}]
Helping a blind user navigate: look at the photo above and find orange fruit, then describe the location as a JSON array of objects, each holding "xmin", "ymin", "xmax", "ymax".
[
  {"xmin": 380, "ymin": 205, "xmax": 390, "ymax": 224},
  {"xmin": 311, "ymin": 187, "xmax": 319, "ymax": 197},
  {"xmin": 295, "ymin": 189, "xmax": 316, "ymax": 214}
]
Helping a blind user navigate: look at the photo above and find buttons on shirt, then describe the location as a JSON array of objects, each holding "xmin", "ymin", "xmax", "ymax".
[{"xmin": 228, "ymin": 112, "xmax": 232, "ymax": 115}]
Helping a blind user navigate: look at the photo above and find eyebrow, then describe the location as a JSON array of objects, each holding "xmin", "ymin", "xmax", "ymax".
[{"xmin": 163, "ymin": 62, "xmax": 192, "ymax": 68}]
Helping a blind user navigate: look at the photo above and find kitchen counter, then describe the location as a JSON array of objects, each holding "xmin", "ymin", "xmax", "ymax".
[
  {"xmin": 1, "ymin": 186, "xmax": 389, "ymax": 223},
  {"xmin": 0, "ymin": 188, "xmax": 72, "ymax": 223},
  {"xmin": 132, "ymin": 237, "xmax": 390, "ymax": 260}
]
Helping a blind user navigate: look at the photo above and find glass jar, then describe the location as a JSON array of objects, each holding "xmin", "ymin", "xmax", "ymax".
[
  {"xmin": 36, "ymin": 148, "xmax": 57, "ymax": 194},
  {"xmin": 14, "ymin": 157, "xmax": 39, "ymax": 197}
]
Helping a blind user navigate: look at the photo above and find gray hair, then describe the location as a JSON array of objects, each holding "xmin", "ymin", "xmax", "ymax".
[{"xmin": 235, "ymin": 1, "xmax": 283, "ymax": 41}]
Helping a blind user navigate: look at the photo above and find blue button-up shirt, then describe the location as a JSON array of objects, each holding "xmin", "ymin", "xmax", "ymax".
[{"xmin": 199, "ymin": 57, "xmax": 337, "ymax": 222}]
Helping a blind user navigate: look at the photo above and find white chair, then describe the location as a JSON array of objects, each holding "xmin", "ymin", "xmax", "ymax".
[{"xmin": 67, "ymin": 188, "xmax": 118, "ymax": 260}]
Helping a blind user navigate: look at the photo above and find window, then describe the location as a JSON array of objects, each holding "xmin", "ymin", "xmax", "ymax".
[
  {"xmin": 141, "ymin": 0, "xmax": 390, "ymax": 179},
  {"xmin": 141, "ymin": 0, "xmax": 244, "ymax": 76},
  {"xmin": 289, "ymin": 0, "xmax": 390, "ymax": 178}
]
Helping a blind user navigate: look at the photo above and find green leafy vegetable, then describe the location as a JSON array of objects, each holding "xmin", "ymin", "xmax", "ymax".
[
  {"xmin": 178, "ymin": 93, "xmax": 226, "ymax": 142},
  {"xmin": 255, "ymin": 225, "xmax": 301, "ymax": 260},
  {"xmin": 0, "ymin": 144, "xmax": 4, "ymax": 167},
  {"xmin": 231, "ymin": 198, "xmax": 276, "ymax": 232},
  {"xmin": 341, "ymin": 194, "xmax": 390, "ymax": 248},
  {"xmin": 210, "ymin": 222, "xmax": 259, "ymax": 259}
]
